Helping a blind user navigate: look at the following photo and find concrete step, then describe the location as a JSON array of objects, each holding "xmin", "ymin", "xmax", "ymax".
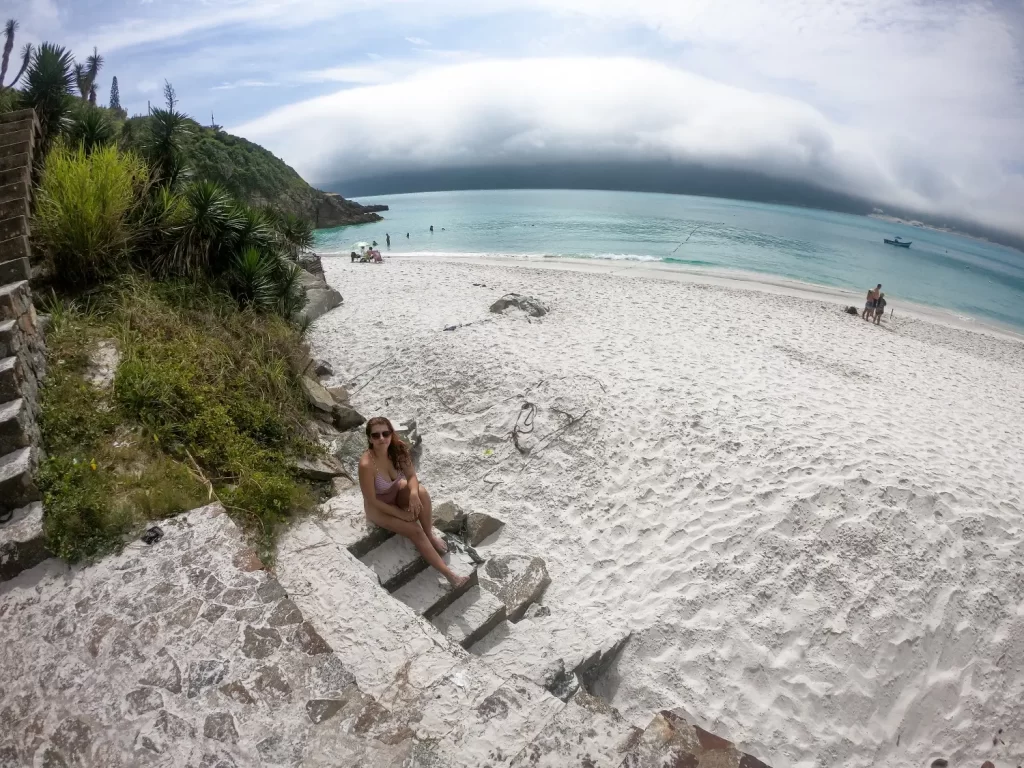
[
  {"xmin": 0, "ymin": 502, "xmax": 48, "ymax": 582},
  {"xmin": 432, "ymin": 586, "xmax": 507, "ymax": 649},
  {"xmin": 0, "ymin": 164, "xmax": 30, "ymax": 189},
  {"xmin": 0, "ymin": 397, "xmax": 33, "ymax": 456},
  {"xmin": 392, "ymin": 551, "xmax": 478, "ymax": 619},
  {"xmin": 316, "ymin": 494, "xmax": 394, "ymax": 557},
  {"xmin": 0, "ymin": 215, "xmax": 27, "ymax": 242},
  {"xmin": 509, "ymin": 689, "xmax": 642, "ymax": 768},
  {"xmin": 0, "ymin": 355, "xmax": 20, "ymax": 402},
  {"xmin": 0, "ymin": 119, "xmax": 34, "ymax": 140},
  {"xmin": 359, "ymin": 529, "xmax": 444, "ymax": 591},
  {"xmin": 0, "ymin": 195, "xmax": 29, "ymax": 222},
  {"xmin": 0, "ymin": 181, "xmax": 29, "ymax": 205},
  {"xmin": 0, "ymin": 255, "xmax": 30, "ymax": 285},
  {"xmin": 0, "ymin": 152, "xmax": 30, "ymax": 174},
  {"xmin": 0, "ymin": 446, "xmax": 40, "ymax": 514},
  {"xmin": 0, "ymin": 109, "xmax": 38, "ymax": 127}
]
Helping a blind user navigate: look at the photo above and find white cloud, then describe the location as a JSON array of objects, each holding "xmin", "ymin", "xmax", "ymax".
[
  {"xmin": 211, "ymin": 79, "xmax": 279, "ymax": 90},
  {"xmin": 404, "ymin": 36, "xmax": 431, "ymax": 47},
  {"xmin": 234, "ymin": 56, "xmax": 1024, "ymax": 236},
  {"xmin": 296, "ymin": 65, "xmax": 398, "ymax": 84}
]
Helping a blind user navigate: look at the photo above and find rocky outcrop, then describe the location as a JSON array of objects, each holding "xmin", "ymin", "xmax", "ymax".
[
  {"xmin": 313, "ymin": 193, "xmax": 387, "ymax": 230},
  {"xmin": 490, "ymin": 293, "xmax": 550, "ymax": 317},
  {"xmin": 300, "ymin": 375, "xmax": 365, "ymax": 432},
  {"xmin": 297, "ymin": 269, "xmax": 342, "ymax": 325}
]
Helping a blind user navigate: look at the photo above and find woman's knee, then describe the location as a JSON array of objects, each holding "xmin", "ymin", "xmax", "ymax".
[{"xmin": 418, "ymin": 485, "xmax": 430, "ymax": 501}]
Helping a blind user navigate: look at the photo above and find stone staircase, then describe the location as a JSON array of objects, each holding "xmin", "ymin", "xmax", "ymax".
[{"xmin": 0, "ymin": 108, "xmax": 47, "ymax": 581}]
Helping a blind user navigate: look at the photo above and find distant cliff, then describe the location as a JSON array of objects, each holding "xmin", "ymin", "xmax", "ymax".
[{"xmin": 122, "ymin": 117, "xmax": 385, "ymax": 228}]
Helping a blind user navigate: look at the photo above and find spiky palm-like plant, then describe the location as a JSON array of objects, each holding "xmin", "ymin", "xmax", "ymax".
[
  {"xmin": 165, "ymin": 179, "xmax": 241, "ymax": 276},
  {"xmin": 274, "ymin": 258, "xmax": 308, "ymax": 319},
  {"xmin": 233, "ymin": 204, "xmax": 276, "ymax": 255},
  {"xmin": 277, "ymin": 213, "xmax": 314, "ymax": 258},
  {"xmin": 67, "ymin": 106, "xmax": 114, "ymax": 154},
  {"xmin": 145, "ymin": 106, "xmax": 192, "ymax": 188},
  {"xmin": 230, "ymin": 246, "xmax": 278, "ymax": 310},
  {"xmin": 23, "ymin": 42, "xmax": 76, "ymax": 143},
  {"xmin": 1, "ymin": 19, "xmax": 32, "ymax": 93}
]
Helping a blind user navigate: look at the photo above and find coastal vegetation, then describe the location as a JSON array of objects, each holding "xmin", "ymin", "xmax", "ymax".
[{"xmin": 2, "ymin": 21, "xmax": 331, "ymax": 562}]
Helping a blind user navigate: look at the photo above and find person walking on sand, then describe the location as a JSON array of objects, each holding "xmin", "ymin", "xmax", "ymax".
[
  {"xmin": 873, "ymin": 293, "xmax": 887, "ymax": 325},
  {"xmin": 862, "ymin": 283, "xmax": 881, "ymax": 320},
  {"xmin": 386, "ymin": 233, "xmax": 391, "ymax": 248},
  {"xmin": 358, "ymin": 416, "xmax": 469, "ymax": 589}
]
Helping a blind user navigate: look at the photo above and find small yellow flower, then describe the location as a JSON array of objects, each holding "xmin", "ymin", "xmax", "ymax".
[
  {"xmin": 90, "ymin": 458, "xmax": 97, "ymax": 471},
  {"xmin": 484, "ymin": 449, "xmax": 494, "ymax": 457}
]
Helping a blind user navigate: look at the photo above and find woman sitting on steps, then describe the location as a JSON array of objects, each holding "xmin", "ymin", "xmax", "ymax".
[{"xmin": 358, "ymin": 416, "xmax": 469, "ymax": 588}]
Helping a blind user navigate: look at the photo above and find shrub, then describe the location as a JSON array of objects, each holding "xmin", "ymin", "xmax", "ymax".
[
  {"xmin": 66, "ymin": 105, "xmax": 115, "ymax": 154},
  {"xmin": 38, "ymin": 278, "xmax": 318, "ymax": 562},
  {"xmin": 33, "ymin": 141, "xmax": 147, "ymax": 285}
]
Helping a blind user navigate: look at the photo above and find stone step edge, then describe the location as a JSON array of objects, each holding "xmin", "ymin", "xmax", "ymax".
[
  {"xmin": 392, "ymin": 559, "xmax": 479, "ymax": 620},
  {"xmin": 0, "ymin": 501, "xmax": 47, "ymax": 582},
  {"xmin": 432, "ymin": 587, "xmax": 508, "ymax": 650}
]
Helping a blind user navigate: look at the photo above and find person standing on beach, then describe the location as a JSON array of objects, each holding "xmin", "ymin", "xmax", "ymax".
[
  {"xmin": 430, "ymin": 225, "xmax": 434, "ymax": 233},
  {"xmin": 863, "ymin": 284, "xmax": 881, "ymax": 320},
  {"xmin": 386, "ymin": 233, "xmax": 391, "ymax": 248},
  {"xmin": 873, "ymin": 293, "xmax": 887, "ymax": 325}
]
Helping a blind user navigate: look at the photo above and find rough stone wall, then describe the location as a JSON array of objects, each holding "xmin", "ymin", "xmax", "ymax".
[{"xmin": 0, "ymin": 108, "xmax": 44, "ymax": 519}]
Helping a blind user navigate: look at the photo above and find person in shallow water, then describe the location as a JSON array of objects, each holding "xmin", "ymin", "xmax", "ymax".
[
  {"xmin": 386, "ymin": 233, "xmax": 391, "ymax": 248},
  {"xmin": 358, "ymin": 416, "xmax": 469, "ymax": 588}
]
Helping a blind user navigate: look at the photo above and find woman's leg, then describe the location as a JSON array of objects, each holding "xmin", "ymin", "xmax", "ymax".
[
  {"xmin": 415, "ymin": 486, "xmax": 447, "ymax": 554},
  {"xmin": 366, "ymin": 507, "xmax": 467, "ymax": 587}
]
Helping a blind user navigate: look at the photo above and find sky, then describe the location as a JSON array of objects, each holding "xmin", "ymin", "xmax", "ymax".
[{"xmin": 8, "ymin": 0, "xmax": 1024, "ymax": 237}]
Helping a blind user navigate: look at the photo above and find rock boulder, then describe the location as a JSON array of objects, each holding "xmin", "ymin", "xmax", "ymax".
[
  {"xmin": 479, "ymin": 554, "xmax": 551, "ymax": 622},
  {"xmin": 297, "ymin": 270, "xmax": 342, "ymax": 324},
  {"xmin": 490, "ymin": 293, "xmax": 549, "ymax": 318},
  {"xmin": 331, "ymin": 404, "xmax": 365, "ymax": 432},
  {"xmin": 300, "ymin": 376, "xmax": 335, "ymax": 415},
  {"xmin": 466, "ymin": 512, "xmax": 504, "ymax": 545},
  {"xmin": 432, "ymin": 501, "xmax": 466, "ymax": 534},
  {"xmin": 291, "ymin": 456, "xmax": 346, "ymax": 481}
]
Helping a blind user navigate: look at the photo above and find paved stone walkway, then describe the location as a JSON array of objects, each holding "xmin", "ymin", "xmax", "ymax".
[{"xmin": 0, "ymin": 505, "xmax": 408, "ymax": 767}]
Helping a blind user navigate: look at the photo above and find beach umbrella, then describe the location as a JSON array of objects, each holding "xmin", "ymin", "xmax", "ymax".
[{"xmin": 352, "ymin": 241, "xmax": 370, "ymax": 252}]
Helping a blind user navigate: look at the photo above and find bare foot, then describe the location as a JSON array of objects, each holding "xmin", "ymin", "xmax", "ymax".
[
  {"xmin": 429, "ymin": 533, "xmax": 448, "ymax": 555},
  {"xmin": 447, "ymin": 573, "xmax": 469, "ymax": 589}
]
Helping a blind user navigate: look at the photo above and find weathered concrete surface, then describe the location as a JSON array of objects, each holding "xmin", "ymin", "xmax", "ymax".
[
  {"xmin": 474, "ymin": 609, "xmax": 631, "ymax": 701},
  {"xmin": 0, "ymin": 504, "xmax": 414, "ymax": 767},
  {"xmin": 393, "ymin": 551, "xmax": 478, "ymax": 619},
  {"xmin": 0, "ymin": 501, "xmax": 47, "ymax": 581},
  {"xmin": 359, "ymin": 530, "xmax": 433, "ymax": 591},
  {"xmin": 620, "ymin": 709, "xmax": 773, "ymax": 768},
  {"xmin": 276, "ymin": 516, "xmax": 465, "ymax": 700},
  {"xmin": 479, "ymin": 553, "xmax": 551, "ymax": 622},
  {"xmin": 509, "ymin": 689, "xmax": 642, "ymax": 768},
  {"xmin": 432, "ymin": 586, "xmax": 507, "ymax": 649}
]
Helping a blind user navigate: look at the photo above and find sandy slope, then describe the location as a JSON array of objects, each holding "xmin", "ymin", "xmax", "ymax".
[{"xmin": 309, "ymin": 255, "xmax": 1024, "ymax": 768}]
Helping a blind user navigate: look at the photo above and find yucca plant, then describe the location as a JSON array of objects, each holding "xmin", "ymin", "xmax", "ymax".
[
  {"xmin": 67, "ymin": 106, "xmax": 114, "ymax": 154},
  {"xmin": 145, "ymin": 106, "xmax": 192, "ymax": 188},
  {"xmin": 274, "ymin": 258, "xmax": 308, "ymax": 319},
  {"xmin": 22, "ymin": 42, "xmax": 76, "ymax": 145},
  {"xmin": 162, "ymin": 179, "xmax": 240, "ymax": 276},
  {"xmin": 230, "ymin": 246, "xmax": 278, "ymax": 310},
  {"xmin": 277, "ymin": 213, "xmax": 314, "ymax": 259},
  {"xmin": 33, "ymin": 141, "xmax": 147, "ymax": 285},
  {"xmin": 233, "ymin": 203, "xmax": 276, "ymax": 255}
]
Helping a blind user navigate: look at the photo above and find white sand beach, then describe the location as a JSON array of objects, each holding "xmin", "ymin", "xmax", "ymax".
[{"xmin": 308, "ymin": 254, "xmax": 1024, "ymax": 768}]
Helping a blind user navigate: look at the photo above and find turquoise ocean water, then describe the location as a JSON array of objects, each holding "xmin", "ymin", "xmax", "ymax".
[{"xmin": 314, "ymin": 189, "xmax": 1024, "ymax": 330}]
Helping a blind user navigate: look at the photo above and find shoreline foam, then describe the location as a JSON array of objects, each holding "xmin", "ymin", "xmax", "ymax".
[{"xmin": 309, "ymin": 255, "xmax": 1024, "ymax": 768}]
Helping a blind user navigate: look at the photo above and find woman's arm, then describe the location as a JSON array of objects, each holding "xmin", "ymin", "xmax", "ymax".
[
  {"xmin": 358, "ymin": 454, "xmax": 415, "ymax": 521},
  {"xmin": 403, "ymin": 460, "xmax": 422, "ymax": 514}
]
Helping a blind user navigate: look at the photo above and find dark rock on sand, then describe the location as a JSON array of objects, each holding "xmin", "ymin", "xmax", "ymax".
[{"xmin": 490, "ymin": 293, "xmax": 549, "ymax": 318}]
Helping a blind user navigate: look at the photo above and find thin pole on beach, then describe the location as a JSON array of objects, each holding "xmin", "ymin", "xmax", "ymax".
[{"xmin": 669, "ymin": 225, "xmax": 703, "ymax": 256}]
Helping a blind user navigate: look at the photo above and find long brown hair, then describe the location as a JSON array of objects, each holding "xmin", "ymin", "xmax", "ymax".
[{"xmin": 365, "ymin": 416, "xmax": 412, "ymax": 471}]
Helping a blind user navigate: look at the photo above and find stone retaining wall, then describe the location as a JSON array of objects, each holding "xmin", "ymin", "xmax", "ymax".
[{"xmin": 0, "ymin": 108, "xmax": 48, "ymax": 578}]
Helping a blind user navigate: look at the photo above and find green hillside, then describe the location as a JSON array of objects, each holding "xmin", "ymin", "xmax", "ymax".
[{"xmin": 120, "ymin": 115, "xmax": 381, "ymax": 227}]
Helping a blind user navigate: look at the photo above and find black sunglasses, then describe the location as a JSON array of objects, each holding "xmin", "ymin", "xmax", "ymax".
[{"xmin": 370, "ymin": 430, "xmax": 391, "ymax": 439}]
